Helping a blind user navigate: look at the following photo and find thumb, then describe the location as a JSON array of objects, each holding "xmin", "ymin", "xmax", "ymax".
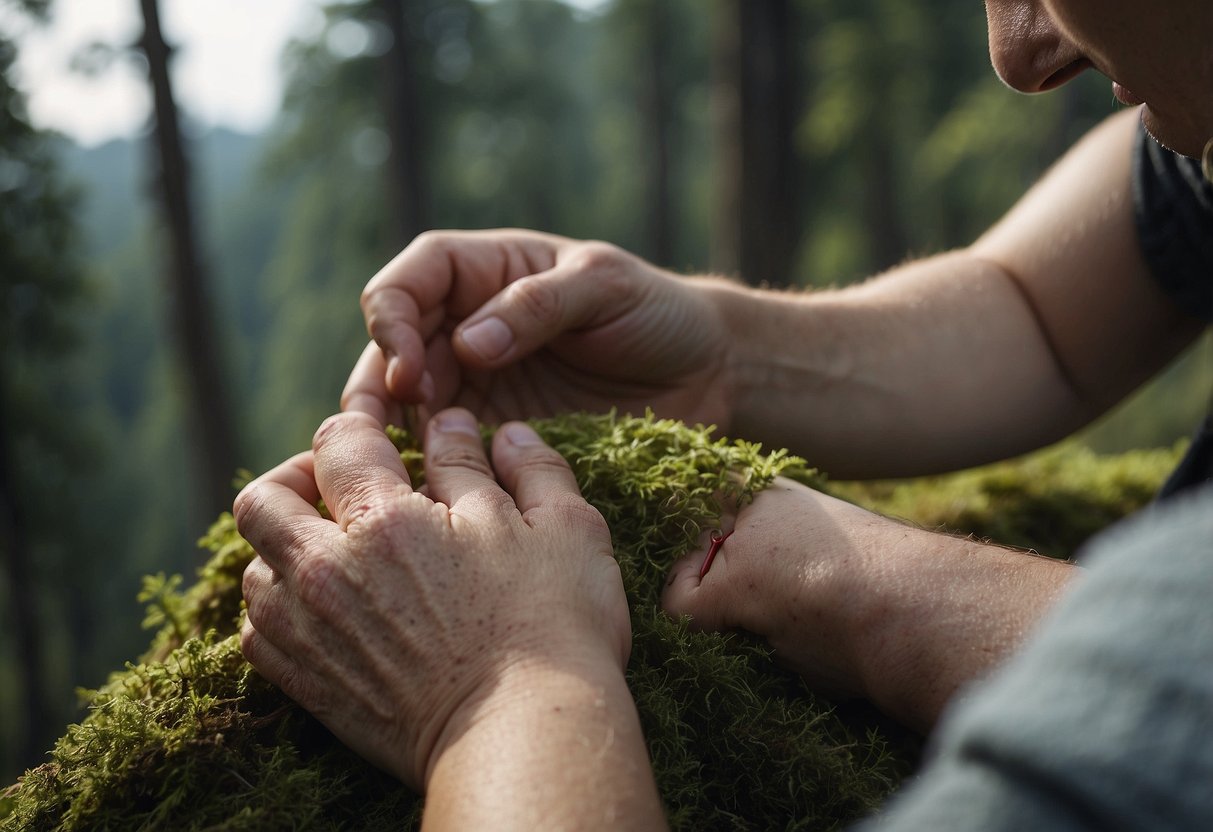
[
  {"xmin": 451, "ymin": 247, "xmax": 644, "ymax": 368},
  {"xmin": 660, "ymin": 531, "xmax": 735, "ymax": 633}
]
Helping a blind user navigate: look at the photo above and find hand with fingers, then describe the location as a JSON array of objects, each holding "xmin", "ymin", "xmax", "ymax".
[
  {"xmin": 236, "ymin": 407, "xmax": 665, "ymax": 828},
  {"xmin": 344, "ymin": 229, "xmax": 734, "ymax": 431},
  {"xmin": 661, "ymin": 476, "xmax": 1078, "ymax": 733}
]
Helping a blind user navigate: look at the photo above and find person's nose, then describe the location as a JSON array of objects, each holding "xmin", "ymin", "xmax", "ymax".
[{"xmin": 985, "ymin": 0, "xmax": 1085, "ymax": 93}]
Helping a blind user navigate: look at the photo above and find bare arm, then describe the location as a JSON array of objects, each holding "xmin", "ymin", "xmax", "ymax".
[
  {"xmin": 424, "ymin": 659, "xmax": 664, "ymax": 831},
  {"xmin": 662, "ymin": 478, "xmax": 1076, "ymax": 733},
  {"xmin": 714, "ymin": 109, "xmax": 1202, "ymax": 478}
]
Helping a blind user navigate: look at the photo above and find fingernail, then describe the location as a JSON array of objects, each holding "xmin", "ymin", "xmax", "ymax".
[
  {"xmin": 460, "ymin": 317, "xmax": 513, "ymax": 361},
  {"xmin": 502, "ymin": 422, "xmax": 542, "ymax": 447},
  {"xmin": 387, "ymin": 355, "xmax": 401, "ymax": 385},
  {"xmin": 419, "ymin": 371, "xmax": 435, "ymax": 401},
  {"xmin": 433, "ymin": 409, "xmax": 480, "ymax": 437}
]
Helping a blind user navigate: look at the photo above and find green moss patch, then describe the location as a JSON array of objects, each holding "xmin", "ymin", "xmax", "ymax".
[{"xmin": 1, "ymin": 414, "xmax": 1176, "ymax": 830}]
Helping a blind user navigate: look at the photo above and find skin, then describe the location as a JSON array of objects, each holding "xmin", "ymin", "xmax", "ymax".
[
  {"xmin": 238, "ymin": 408, "xmax": 664, "ymax": 828},
  {"xmin": 985, "ymin": 0, "xmax": 1213, "ymax": 155},
  {"xmin": 241, "ymin": 0, "xmax": 1212, "ymax": 828}
]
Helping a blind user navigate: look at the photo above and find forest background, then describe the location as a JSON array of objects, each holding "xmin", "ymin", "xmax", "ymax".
[{"xmin": 2, "ymin": 0, "xmax": 1210, "ymax": 783}]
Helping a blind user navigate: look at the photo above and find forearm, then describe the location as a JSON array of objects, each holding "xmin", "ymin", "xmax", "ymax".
[
  {"xmin": 423, "ymin": 658, "xmax": 666, "ymax": 831},
  {"xmin": 701, "ymin": 111, "xmax": 1201, "ymax": 480},
  {"xmin": 700, "ymin": 254, "xmax": 1085, "ymax": 478},
  {"xmin": 849, "ymin": 526, "xmax": 1078, "ymax": 733}
]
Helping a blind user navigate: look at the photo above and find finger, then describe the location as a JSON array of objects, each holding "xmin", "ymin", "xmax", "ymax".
[
  {"xmin": 342, "ymin": 342, "xmax": 413, "ymax": 423},
  {"xmin": 362, "ymin": 231, "xmax": 560, "ymax": 399},
  {"xmin": 660, "ymin": 529, "xmax": 735, "ymax": 632},
  {"xmin": 234, "ymin": 452, "xmax": 336, "ymax": 576},
  {"xmin": 240, "ymin": 617, "xmax": 316, "ymax": 709},
  {"xmin": 490, "ymin": 421, "xmax": 583, "ymax": 515},
  {"xmin": 312, "ymin": 411, "xmax": 414, "ymax": 529},
  {"xmin": 452, "ymin": 243, "xmax": 643, "ymax": 368},
  {"xmin": 423, "ymin": 408, "xmax": 504, "ymax": 510}
]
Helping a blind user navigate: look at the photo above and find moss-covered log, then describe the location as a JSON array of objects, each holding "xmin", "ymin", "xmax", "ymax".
[{"xmin": 0, "ymin": 413, "xmax": 1179, "ymax": 831}]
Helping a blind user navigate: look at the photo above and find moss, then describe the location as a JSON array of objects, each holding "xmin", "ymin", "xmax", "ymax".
[{"xmin": 0, "ymin": 413, "xmax": 1178, "ymax": 830}]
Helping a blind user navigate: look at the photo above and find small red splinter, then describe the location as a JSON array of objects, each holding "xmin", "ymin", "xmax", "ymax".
[{"xmin": 698, "ymin": 528, "xmax": 734, "ymax": 579}]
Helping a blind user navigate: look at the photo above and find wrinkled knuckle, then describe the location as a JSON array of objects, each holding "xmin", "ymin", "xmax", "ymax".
[
  {"xmin": 241, "ymin": 563, "xmax": 262, "ymax": 610},
  {"xmin": 313, "ymin": 412, "xmax": 349, "ymax": 448},
  {"xmin": 239, "ymin": 621, "xmax": 262, "ymax": 665},
  {"xmin": 233, "ymin": 485, "xmax": 267, "ymax": 538},
  {"xmin": 548, "ymin": 493, "xmax": 610, "ymax": 536},
  {"xmin": 293, "ymin": 556, "xmax": 346, "ymax": 621},
  {"xmin": 275, "ymin": 663, "xmax": 315, "ymax": 709},
  {"xmin": 432, "ymin": 444, "xmax": 494, "ymax": 477},
  {"xmin": 571, "ymin": 240, "xmax": 625, "ymax": 273},
  {"xmin": 505, "ymin": 275, "xmax": 562, "ymax": 327}
]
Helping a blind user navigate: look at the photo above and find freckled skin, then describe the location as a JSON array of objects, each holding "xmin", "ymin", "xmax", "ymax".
[{"xmin": 237, "ymin": 409, "xmax": 659, "ymax": 829}]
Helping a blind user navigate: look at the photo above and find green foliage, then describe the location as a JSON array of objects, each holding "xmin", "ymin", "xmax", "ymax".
[
  {"xmin": 834, "ymin": 442, "xmax": 1183, "ymax": 560},
  {"xmin": 1, "ymin": 413, "xmax": 1177, "ymax": 830}
]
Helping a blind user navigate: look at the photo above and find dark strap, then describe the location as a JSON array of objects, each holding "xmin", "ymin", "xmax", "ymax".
[{"xmin": 1158, "ymin": 414, "xmax": 1213, "ymax": 500}]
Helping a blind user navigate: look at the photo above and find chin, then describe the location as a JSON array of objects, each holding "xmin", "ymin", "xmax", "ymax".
[{"xmin": 1140, "ymin": 107, "xmax": 1208, "ymax": 159}]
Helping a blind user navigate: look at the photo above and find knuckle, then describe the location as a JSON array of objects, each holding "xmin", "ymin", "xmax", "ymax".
[
  {"xmin": 431, "ymin": 443, "xmax": 493, "ymax": 477},
  {"xmin": 293, "ymin": 556, "xmax": 346, "ymax": 621},
  {"xmin": 546, "ymin": 493, "xmax": 610, "ymax": 536},
  {"xmin": 232, "ymin": 485, "xmax": 266, "ymax": 538},
  {"xmin": 570, "ymin": 240, "xmax": 625, "ymax": 273},
  {"xmin": 504, "ymin": 275, "xmax": 562, "ymax": 326},
  {"xmin": 312, "ymin": 412, "xmax": 352, "ymax": 449}
]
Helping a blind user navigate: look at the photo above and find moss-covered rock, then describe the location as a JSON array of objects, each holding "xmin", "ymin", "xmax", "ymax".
[{"xmin": 0, "ymin": 414, "xmax": 1178, "ymax": 831}]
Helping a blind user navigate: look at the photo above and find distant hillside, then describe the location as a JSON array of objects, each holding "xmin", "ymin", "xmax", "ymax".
[{"xmin": 57, "ymin": 127, "xmax": 268, "ymax": 259}]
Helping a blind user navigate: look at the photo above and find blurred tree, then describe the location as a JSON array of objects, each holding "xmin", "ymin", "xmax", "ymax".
[
  {"xmin": 377, "ymin": 0, "xmax": 429, "ymax": 246},
  {"xmin": 135, "ymin": 0, "xmax": 240, "ymax": 519},
  {"xmin": 712, "ymin": 0, "xmax": 801, "ymax": 286},
  {"xmin": 0, "ymin": 2, "xmax": 92, "ymax": 777}
]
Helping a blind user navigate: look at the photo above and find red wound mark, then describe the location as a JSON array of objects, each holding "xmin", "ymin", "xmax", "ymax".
[{"xmin": 698, "ymin": 529, "xmax": 734, "ymax": 579}]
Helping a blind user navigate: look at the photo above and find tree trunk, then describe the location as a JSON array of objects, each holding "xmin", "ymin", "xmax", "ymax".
[
  {"xmin": 712, "ymin": 0, "xmax": 799, "ymax": 287},
  {"xmin": 639, "ymin": 0, "xmax": 673, "ymax": 266},
  {"xmin": 710, "ymin": 0, "xmax": 741, "ymax": 276},
  {"xmin": 0, "ymin": 387, "xmax": 48, "ymax": 774},
  {"xmin": 378, "ymin": 0, "xmax": 427, "ymax": 249},
  {"xmin": 137, "ymin": 0, "xmax": 240, "ymax": 520}
]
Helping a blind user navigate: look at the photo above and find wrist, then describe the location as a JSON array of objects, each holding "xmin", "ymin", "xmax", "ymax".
[
  {"xmin": 421, "ymin": 644, "xmax": 630, "ymax": 788},
  {"xmin": 422, "ymin": 651, "xmax": 664, "ymax": 829},
  {"xmin": 847, "ymin": 528, "xmax": 1077, "ymax": 732}
]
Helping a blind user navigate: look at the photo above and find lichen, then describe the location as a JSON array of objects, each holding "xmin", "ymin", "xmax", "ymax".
[{"xmin": 1, "ymin": 413, "xmax": 1177, "ymax": 831}]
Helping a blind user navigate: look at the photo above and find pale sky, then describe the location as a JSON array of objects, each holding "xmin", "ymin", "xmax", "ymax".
[{"xmin": 3, "ymin": 0, "xmax": 605, "ymax": 147}]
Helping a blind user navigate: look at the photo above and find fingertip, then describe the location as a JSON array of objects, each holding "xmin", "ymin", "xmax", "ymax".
[
  {"xmin": 499, "ymin": 421, "xmax": 544, "ymax": 447},
  {"xmin": 428, "ymin": 407, "xmax": 481, "ymax": 439}
]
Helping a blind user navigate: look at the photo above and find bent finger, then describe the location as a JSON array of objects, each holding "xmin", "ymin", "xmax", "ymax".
[
  {"xmin": 342, "ymin": 342, "xmax": 410, "ymax": 424},
  {"xmin": 660, "ymin": 530, "xmax": 736, "ymax": 632},
  {"xmin": 362, "ymin": 231, "xmax": 562, "ymax": 398},
  {"xmin": 234, "ymin": 452, "xmax": 335, "ymax": 576},
  {"xmin": 452, "ymin": 243, "xmax": 644, "ymax": 369},
  {"xmin": 312, "ymin": 411, "xmax": 413, "ymax": 529},
  {"xmin": 240, "ymin": 618, "xmax": 318, "ymax": 710}
]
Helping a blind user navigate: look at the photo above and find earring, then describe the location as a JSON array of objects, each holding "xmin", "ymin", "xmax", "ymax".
[{"xmin": 1204, "ymin": 137, "xmax": 1213, "ymax": 183}]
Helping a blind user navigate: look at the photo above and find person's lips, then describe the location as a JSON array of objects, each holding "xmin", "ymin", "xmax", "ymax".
[{"xmin": 1112, "ymin": 81, "xmax": 1144, "ymax": 106}]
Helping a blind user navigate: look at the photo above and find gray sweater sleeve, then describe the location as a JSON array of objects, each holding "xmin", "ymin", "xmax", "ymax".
[{"xmin": 853, "ymin": 484, "xmax": 1213, "ymax": 832}]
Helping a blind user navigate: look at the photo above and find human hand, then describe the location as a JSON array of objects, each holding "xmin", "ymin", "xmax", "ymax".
[
  {"xmin": 661, "ymin": 476, "xmax": 1077, "ymax": 732},
  {"xmin": 661, "ymin": 477, "xmax": 890, "ymax": 700},
  {"xmin": 344, "ymin": 229, "xmax": 733, "ymax": 430},
  {"xmin": 236, "ymin": 407, "xmax": 630, "ymax": 789}
]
